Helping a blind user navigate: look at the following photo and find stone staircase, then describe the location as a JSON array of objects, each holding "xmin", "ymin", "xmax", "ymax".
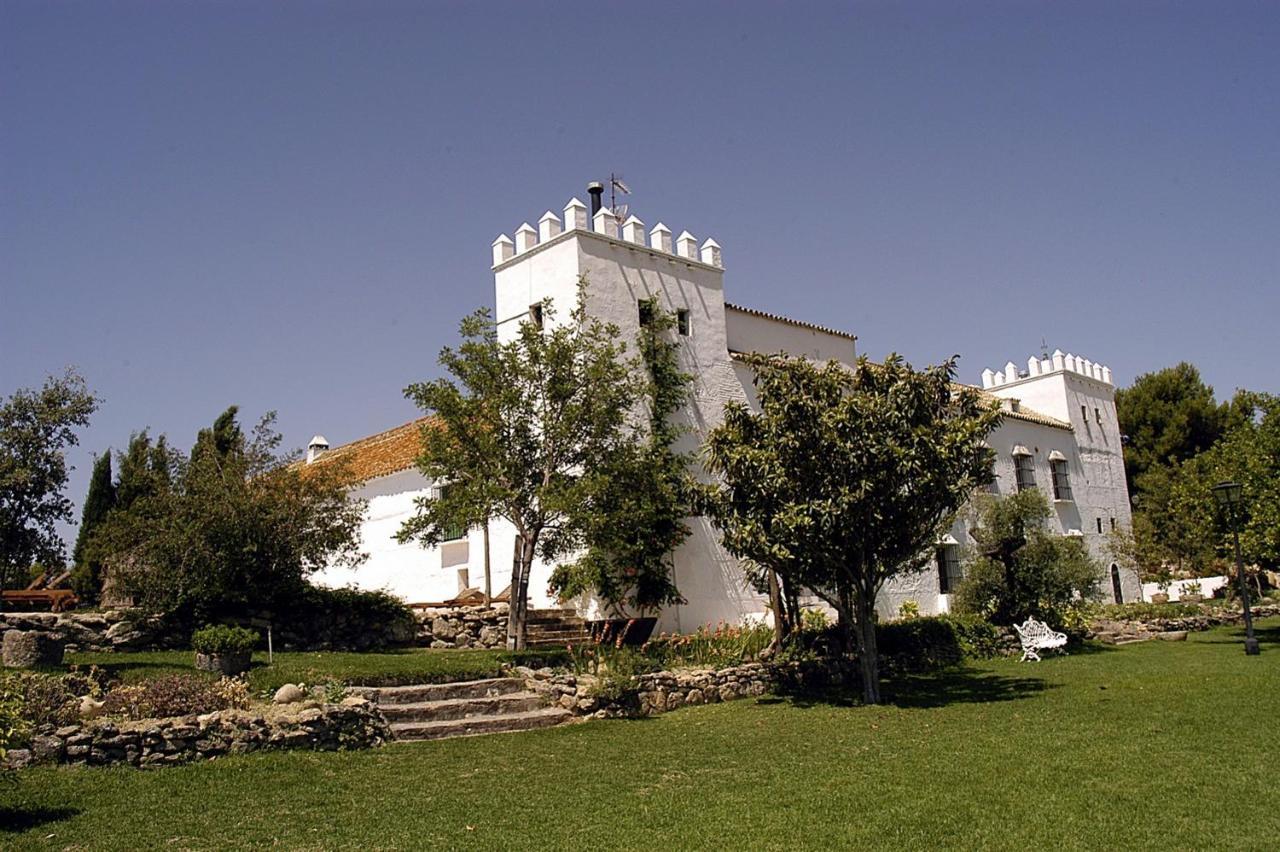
[
  {"xmin": 523, "ymin": 608, "xmax": 589, "ymax": 648},
  {"xmin": 355, "ymin": 677, "xmax": 572, "ymax": 742}
]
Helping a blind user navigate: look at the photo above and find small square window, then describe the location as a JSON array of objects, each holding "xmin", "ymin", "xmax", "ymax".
[
  {"xmin": 676, "ymin": 308, "xmax": 691, "ymax": 336},
  {"xmin": 528, "ymin": 304, "xmax": 544, "ymax": 330},
  {"xmin": 1051, "ymin": 459, "xmax": 1072, "ymax": 501},
  {"xmin": 638, "ymin": 300, "xmax": 655, "ymax": 327},
  {"xmin": 1095, "ymin": 407, "xmax": 1102, "ymax": 424}
]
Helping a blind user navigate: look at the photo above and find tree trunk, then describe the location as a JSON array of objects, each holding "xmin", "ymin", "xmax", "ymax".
[
  {"xmin": 506, "ymin": 533, "xmax": 534, "ymax": 650},
  {"xmin": 834, "ymin": 581, "xmax": 856, "ymax": 656},
  {"xmin": 768, "ymin": 567, "xmax": 785, "ymax": 650},
  {"xmin": 482, "ymin": 520, "xmax": 492, "ymax": 607},
  {"xmin": 854, "ymin": 590, "xmax": 881, "ymax": 705}
]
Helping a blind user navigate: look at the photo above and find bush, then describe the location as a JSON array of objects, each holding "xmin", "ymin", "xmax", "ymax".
[
  {"xmin": 0, "ymin": 674, "xmax": 31, "ymax": 764},
  {"xmin": 643, "ymin": 622, "xmax": 773, "ymax": 670},
  {"xmin": 191, "ymin": 624, "xmax": 259, "ymax": 656},
  {"xmin": 101, "ymin": 674, "xmax": 250, "ymax": 720},
  {"xmin": 953, "ymin": 491, "xmax": 1102, "ymax": 628},
  {"xmin": 275, "ymin": 586, "xmax": 416, "ymax": 651}
]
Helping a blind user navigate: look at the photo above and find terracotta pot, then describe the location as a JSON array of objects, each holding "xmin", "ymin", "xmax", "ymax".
[
  {"xmin": 195, "ymin": 650, "xmax": 251, "ymax": 676},
  {"xmin": 1151, "ymin": 593, "xmax": 1170, "ymax": 604},
  {"xmin": 1181, "ymin": 594, "xmax": 1203, "ymax": 604}
]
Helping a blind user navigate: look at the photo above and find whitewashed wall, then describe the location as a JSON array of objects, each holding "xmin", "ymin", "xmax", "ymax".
[{"xmin": 1141, "ymin": 575, "xmax": 1229, "ymax": 602}]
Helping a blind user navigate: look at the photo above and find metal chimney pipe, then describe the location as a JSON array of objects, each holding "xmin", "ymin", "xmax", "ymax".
[{"xmin": 587, "ymin": 182, "xmax": 604, "ymax": 217}]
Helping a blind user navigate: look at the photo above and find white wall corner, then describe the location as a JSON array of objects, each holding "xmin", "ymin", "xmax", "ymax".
[
  {"xmin": 514, "ymin": 223, "xmax": 537, "ymax": 254},
  {"xmin": 650, "ymin": 222, "xmax": 672, "ymax": 253},
  {"xmin": 492, "ymin": 234, "xmax": 515, "ymax": 265},
  {"xmin": 700, "ymin": 237, "xmax": 722, "ymax": 267},
  {"xmin": 564, "ymin": 197, "xmax": 589, "ymax": 231},
  {"xmin": 676, "ymin": 230, "xmax": 697, "ymax": 259},
  {"xmin": 593, "ymin": 207, "xmax": 618, "ymax": 238},
  {"xmin": 622, "ymin": 215, "xmax": 646, "ymax": 244},
  {"xmin": 538, "ymin": 210, "xmax": 563, "ymax": 242}
]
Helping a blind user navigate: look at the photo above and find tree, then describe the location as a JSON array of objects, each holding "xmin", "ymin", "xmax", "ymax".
[
  {"xmin": 70, "ymin": 451, "xmax": 116, "ymax": 601},
  {"xmin": 90, "ymin": 409, "xmax": 366, "ymax": 626},
  {"xmin": 703, "ymin": 354, "xmax": 999, "ymax": 704},
  {"xmin": 0, "ymin": 370, "xmax": 97, "ymax": 601},
  {"xmin": 548, "ymin": 299, "xmax": 693, "ymax": 617},
  {"xmin": 953, "ymin": 490, "xmax": 1101, "ymax": 627},
  {"xmin": 398, "ymin": 286, "xmax": 646, "ymax": 649},
  {"xmin": 1115, "ymin": 363, "xmax": 1235, "ymax": 498}
]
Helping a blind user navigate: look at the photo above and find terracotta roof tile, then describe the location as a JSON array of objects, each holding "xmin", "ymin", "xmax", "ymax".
[
  {"xmin": 725, "ymin": 303, "xmax": 857, "ymax": 342},
  {"xmin": 309, "ymin": 417, "xmax": 432, "ymax": 482}
]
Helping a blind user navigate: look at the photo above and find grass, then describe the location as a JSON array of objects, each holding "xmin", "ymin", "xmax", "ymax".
[
  {"xmin": 5, "ymin": 619, "xmax": 1278, "ymax": 850},
  {"xmin": 63, "ymin": 647, "xmax": 570, "ymax": 694}
]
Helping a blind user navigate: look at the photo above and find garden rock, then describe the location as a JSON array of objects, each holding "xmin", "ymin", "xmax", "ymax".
[
  {"xmin": 2, "ymin": 629, "xmax": 66, "ymax": 667},
  {"xmin": 273, "ymin": 683, "xmax": 307, "ymax": 704},
  {"xmin": 80, "ymin": 696, "xmax": 106, "ymax": 719}
]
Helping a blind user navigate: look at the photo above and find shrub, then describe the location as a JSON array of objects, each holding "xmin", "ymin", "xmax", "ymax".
[
  {"xmin": 276, "ymin": 585, "xmax": 416, "ymax": 651},
  {"xmin": 191, "ymin": 624, "xmax": 259, "ymax": 656},
  {"xmin": 898, "ymin": 600, "xmax": 921, "ymax": 620},
  {"xmin": 953, "ymin": 490, "xmax": 1102, "ymax": 628},
  {"xmin": 101, "ymin": 674, "xmax": 250, "ymax": 721},
  {"xmin": 0, "ymin": 674, "xmax": 31, "ymax": 764}
]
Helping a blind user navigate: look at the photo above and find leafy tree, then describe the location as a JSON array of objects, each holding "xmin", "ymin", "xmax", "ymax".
[
  {"xmin": 0, "ymin": 370, "xmax": 97, "ymax": 600},
  {"xmin": 703, "ymin": 353, "xmax": 998, "ymax": 704},
  {"xmin": 953, "ymin": 490, "xmax": 1101, "ymax": 627},
  {"xmin": 70, "ymin": 451, "xmax": 116, "ymax": 601},
  {"xmin": 549, "ymin": 299, "xmax": 693, "ymax": 616},
  {"xmin": 1115, "ymin": 363, "xmax": 1235, "ymax": 497},
  {"xmin": 398, "ymin": 285, "xmax": 646, "ymax": 649},
  {"xmin": 90, "ymin": 409, "xmax": 365, "ymax": 626}
]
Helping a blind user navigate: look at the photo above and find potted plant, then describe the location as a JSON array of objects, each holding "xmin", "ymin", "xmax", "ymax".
[
  {"xmin": 1181, "ymin": 580, "xmax": 1203, "ymax": 605},
  {"xmin": 192, "ymin": 624, "xmax": 259, "ymax": 676},
  {"xmin": 1150, "ymin": 572, "xmax": 1172, "ymax": 605}
]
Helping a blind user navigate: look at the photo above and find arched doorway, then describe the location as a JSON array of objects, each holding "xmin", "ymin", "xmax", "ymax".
[{"xmin": 1110, "ymin": 564, "xmax": 1124, "ymax": 604}]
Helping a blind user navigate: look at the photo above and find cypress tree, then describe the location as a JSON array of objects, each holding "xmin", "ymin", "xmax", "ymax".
[{"xmin": 71, "ymin": 451, "xmax": 116, "ymax": 600}]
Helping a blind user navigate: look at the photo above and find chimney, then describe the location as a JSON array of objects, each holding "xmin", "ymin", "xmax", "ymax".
[
  {"xmin": 306, "ymin": 436, "xmax": 329, "ymax": 464},
  {"xmin": 587, "ymin": 182, "xmax": 604, "ymax": 217}
]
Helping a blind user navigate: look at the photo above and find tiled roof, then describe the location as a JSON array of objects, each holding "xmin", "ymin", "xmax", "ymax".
[
  {"xmin": 725, "ymin": 303, "xmax": 857, "ymax": 341},
  {"xmin": 309, "ymin": 417, "xmax": 432, "ymax": 482},
  {"xmin": 965, "ymin": 386, "xmax": 1072, "ymax": 431}
]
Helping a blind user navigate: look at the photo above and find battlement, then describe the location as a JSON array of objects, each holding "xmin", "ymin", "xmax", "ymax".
[
  {"xmin": 981, "ymin": 349, "xmax": 1112, "ymax": 389},
  {"xmin": 491, "ymin": 195, "xmax": 723, "ymax": 270}
]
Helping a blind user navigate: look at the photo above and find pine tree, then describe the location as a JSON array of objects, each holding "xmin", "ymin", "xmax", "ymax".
[{"xmin": 70, "ymin": 451, "xmax": 116, "ymax": 600}]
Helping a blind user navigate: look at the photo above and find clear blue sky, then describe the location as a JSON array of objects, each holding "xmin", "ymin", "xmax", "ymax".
[{"xmin": 3, "ymin": 1, "xmax": 1277, "ymax": 543}]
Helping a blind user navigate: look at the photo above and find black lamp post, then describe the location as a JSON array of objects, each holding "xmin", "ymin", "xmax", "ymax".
[{"xmin": 1212, "ymin": 481, "xmax": 1260, "ymax": 655}]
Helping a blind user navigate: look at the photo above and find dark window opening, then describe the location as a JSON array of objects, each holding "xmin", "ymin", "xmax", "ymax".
[
  {"xmin": 676, "ymin": 308, "xmax": 691, "ymax": 336},
  {"xmin": 1096, "ymin": 517, "xmax": 1103, "ymax": 534},
  {"xmin": 937, "ymin": 545, "xmax": 963, "ymax": 594},
  {"xmin": 1110, "ymin": 517, "xmax": 1117, "ymax": 532},
  {"xmin": 1110, "ymin": 564, "xmax": 1124, "ymax": 604},
  {"xmin": 1014, "ymin": 454, "xmax": 1036, "ymax": 492},
  {"xmin": 1051, "ymin": 459, "xmax": 1072, "ymax": 501},
  {"xmin": 437, "ymin": 485, "xmax": 468, "ymax": 542},
  {"xmin": 528, "ymin": 304, "xmax": 544, "ymax": 330},
  {"xmin": 638, "ymin": 299, "xmax": 655, "ymax": 327}
]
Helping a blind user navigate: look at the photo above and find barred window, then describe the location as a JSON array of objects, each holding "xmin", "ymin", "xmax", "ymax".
[
  {"xmin": 937, "ymin": 545, "xmax": 963, "ymax": 594},
  {"xmin": 435, "ymin": 485, "xmax": 468, "ymax": 542},
  {"xmin": 1014, "ymin": 453, "xmax": 1037, "ymax": 492},
  {"xmin": 1051, "ymin": 459, "xmax": 1072, "ymax": 501}
]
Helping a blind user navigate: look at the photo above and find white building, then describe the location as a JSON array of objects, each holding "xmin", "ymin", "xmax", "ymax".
[{"xmin": 311, "ymin": 188, "xmax": 1139, "ymax": 631}]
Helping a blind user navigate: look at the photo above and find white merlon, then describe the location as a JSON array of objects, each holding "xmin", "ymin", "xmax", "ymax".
[
  {"xmin": 1004, "ymin": 361, "xmax": 1019, "ymax": 382},
  {"xmin": 650, "ymin": 222, "xmax": 672, "ymax": 253},
  {"xmin": 1102, "ymin": 366, "xmax": 1113, "ymax": 384},
  {"xmin": 676, "ymin": 230, "xmax": 698, "ymax": 259},
  {"xmin": 564, "ymin": 197, "xmax": 589, "ymax": 231},
  {"xmin": 981, "ymin": 368, "xmax": 996, "ymax": 389},
  {"xmin": 622, "ymin": 215, "xmax": 646, "ymax": 244},
  {"xmin": 538, "ymin": 211, "xmax": 562, "ymax": 242},
  {"xmin": 1027, "ymin": 356, "xmax": 1041, "ymax": 377},
  {"xmin": 515, "ymin": 223, "xmax": 537, "ymax": 254},
  {"xmin": 1052, "ymin": 349, "xmax": 1065, "ymax": 371},
  {"xmin": 492, "ymin": 234, "xmax": 514, "ymax": 265},
  {"xmin": 306, "ymin": 435, "xmax": 329, "ymax": 464},
  {"xmin": 700, "ymin": 238, "xmax": 722, "ymax": 268},
  {"xmin": 593, "ymin": 207, "xmax": 618, "ymax": 239}
]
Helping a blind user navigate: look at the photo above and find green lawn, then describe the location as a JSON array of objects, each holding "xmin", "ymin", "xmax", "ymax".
[
  {"xmin": 6, "ymin": 620, "xmax": 1279, "ymax": 850},
  {"xmin": 63, "ymin": 647, "xmax": 570, "ymax": 694}
]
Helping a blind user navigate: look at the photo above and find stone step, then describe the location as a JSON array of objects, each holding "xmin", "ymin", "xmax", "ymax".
[
  {"xmin": 390, "ymin": 707, "xmax": 573, "ymax": 741},
  {"xmin": 355, "ymin": 677, "xmax": 526, "ymax": 706},
  {"xmin": 378, "ymin": 692, "xmax": 548, "ymax": 723}
]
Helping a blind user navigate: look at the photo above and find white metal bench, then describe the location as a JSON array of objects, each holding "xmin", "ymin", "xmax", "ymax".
[{"xmin": 1013, "ymin": 618, "xmax": 1067, "ymax": 662}]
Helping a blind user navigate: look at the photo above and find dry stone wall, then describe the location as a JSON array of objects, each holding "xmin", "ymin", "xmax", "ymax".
[
  {"xmin": 3, "ymin": 698, "xmax": 389, "ymax": 770},
  {"xmin": 415, "ymin": 604, "xmax": 508, "ymax": 649},
  {"xmin": 0, "ymin": 610, "xmax": 180, "ymax": 652}
]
